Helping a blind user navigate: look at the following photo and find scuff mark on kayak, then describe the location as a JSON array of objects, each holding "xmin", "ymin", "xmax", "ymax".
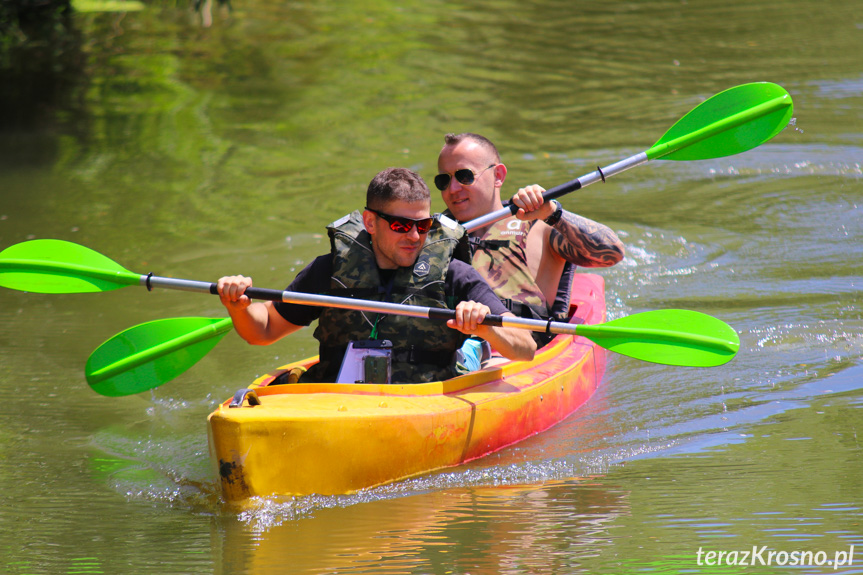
[{"xmin": 219, "ymin": 457, "xmax": 251, "ymax": 500}]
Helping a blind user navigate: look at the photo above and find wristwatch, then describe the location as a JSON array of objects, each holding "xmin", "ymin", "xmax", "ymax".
[{"xmin": 543, "ymin": 200, "xmax": 563, "ymax": 226}]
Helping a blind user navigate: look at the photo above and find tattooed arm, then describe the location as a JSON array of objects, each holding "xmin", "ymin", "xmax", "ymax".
[
  {"xmin": 547, "ymin": 210, "xmax": 625, "ymax": 268},
  {"xmin": 510, "ymin": 184, "xmax": 625, "ymax": 268}
]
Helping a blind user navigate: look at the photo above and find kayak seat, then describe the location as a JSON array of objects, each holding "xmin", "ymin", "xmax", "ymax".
[{"xmin": 270, "ymin": 366, "xmax": 307, "ymax": 385}]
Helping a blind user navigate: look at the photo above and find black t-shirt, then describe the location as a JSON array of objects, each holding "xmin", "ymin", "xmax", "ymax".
[{"xmin": 274, "ymin": 254, "xmax": 509, "ymax": 326}]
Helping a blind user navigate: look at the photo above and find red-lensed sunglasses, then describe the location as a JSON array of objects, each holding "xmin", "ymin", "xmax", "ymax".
[{"xmin": 366, "ymin": 208, "xmax": 435, "ymax": 234}]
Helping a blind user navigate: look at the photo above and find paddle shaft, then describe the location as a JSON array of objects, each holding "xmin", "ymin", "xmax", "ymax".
[
  {"xmin": 147, "ymin": 273, "xmax": 520, "ymax": 326},
  {"xmin": 462, "ymin": 91, "xmax": 791, "ymax": 233},
  {"xmin": 140, "ymin": 273, "xmax": 736, "ymax": 353},
  {"xmin": 464, "ymin": 153, "xmax": 644, "ymax": 232}
]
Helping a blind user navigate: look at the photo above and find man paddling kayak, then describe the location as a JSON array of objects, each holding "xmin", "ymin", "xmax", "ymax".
[
  {"xmin": 436, "ymin": 133, "xmax": 625, "ymax": 344},
  {"xmin": 217, "ymin": 167, "xmax": 535, "ymax": 384}
]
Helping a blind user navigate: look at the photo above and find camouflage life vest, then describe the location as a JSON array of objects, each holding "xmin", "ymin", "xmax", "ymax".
[
  {"xmin": 304, "ymin": 210, "xmax": 470, "ymax": 384},
  {"xmin": 469, "ymin": 216, "xmax": 551, "ymax": 321}
]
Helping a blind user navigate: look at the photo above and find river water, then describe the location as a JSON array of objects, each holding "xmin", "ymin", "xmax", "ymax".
[{"xmin": 1, "ymin": 0, "xmax": 861, "ymax": 573}]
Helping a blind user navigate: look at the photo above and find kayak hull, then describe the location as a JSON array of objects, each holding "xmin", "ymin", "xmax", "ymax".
[{"xmin": 207, "ymin": 273, "xmax": 606, "ymax": 501}]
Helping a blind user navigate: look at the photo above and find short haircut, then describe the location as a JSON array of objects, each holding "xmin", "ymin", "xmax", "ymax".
[
  {"xmin": 443, "ymin": 132, "xmax": 501, "ymax": 163},
  {"xmin": 366, "ymin": 167, "xmax": 430, "ymax": 210}
]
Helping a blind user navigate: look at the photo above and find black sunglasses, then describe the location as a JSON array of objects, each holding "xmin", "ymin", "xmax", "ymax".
[
  {"xmin": 366, "ymin": 208, "xmax": 435, "ymax": 234},
  {"xmin": 434, "ymin": 164, "xmax": 497, "ymax": 191}
]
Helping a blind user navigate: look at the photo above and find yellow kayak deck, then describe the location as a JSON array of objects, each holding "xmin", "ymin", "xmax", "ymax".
[{"xmin": 207, "ymin": 273, "xmax": 606, "ymax": 501}]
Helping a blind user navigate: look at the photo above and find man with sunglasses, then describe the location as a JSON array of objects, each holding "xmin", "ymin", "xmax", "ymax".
[
  {"xmin": 217, "ymin": 167, "xmax": 535, "ymax": 384},
  {"xmin": 437, "ymin": 133, "xmax": 625, "ymax": 344}
]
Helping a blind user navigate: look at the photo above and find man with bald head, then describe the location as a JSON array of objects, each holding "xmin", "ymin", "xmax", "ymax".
[{"xmin": 436, "ymin": 133, "xmax": 625, "ymax": 343}]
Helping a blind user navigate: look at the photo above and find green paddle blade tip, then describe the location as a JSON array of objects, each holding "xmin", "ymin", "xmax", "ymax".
[
  {"xmin": 86, "ymin": 317, "xmax": 234, "ymax": 396},
  {"xmin": 577, "ymin": 309, "xmax": 740, "ymax": 367},
  {"xmin": 648, "ymin": 82, "xmax": 793, "ymax": 162},
  {"xmin": 0, "ymin": 239, "xmax": 141, "ymax": 293}
]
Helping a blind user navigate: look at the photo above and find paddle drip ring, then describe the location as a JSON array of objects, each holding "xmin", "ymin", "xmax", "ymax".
[
  {"xmin": 597, "ymin": 166, "xmax": 606, "ymax": 183},
  {"xmin": 146, "ymin": 272, "xmax": 154, "ymax": 291}
]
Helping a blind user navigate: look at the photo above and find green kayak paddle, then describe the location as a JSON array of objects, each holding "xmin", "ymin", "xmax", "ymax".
[
  {"xmin": 465, "ymin": 81, "xmax": 793, "ymax": 232},
  {"xmin": 85, "ymin": 309, "xmax": 739, "ymax": 396},
  {"xmin": 86, "ymin": 317, "xmax": 233, "ymax": 397},
  {"xmin": 0, "ymin": 241, "xmax": 739, "ymax": 395},
  {"xmin": 0, "ymin": 238, "xmax": 141, "ymax": 294}
]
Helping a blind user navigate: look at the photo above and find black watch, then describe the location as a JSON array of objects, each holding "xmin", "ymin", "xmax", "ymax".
[{"xmin": 543, "ymin": 200, "xmax": 563, "ymax": 226}]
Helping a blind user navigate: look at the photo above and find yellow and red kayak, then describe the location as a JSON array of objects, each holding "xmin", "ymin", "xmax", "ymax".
[{"xmin": 207, "ymin": 273, "xmax": 606, "ymax": 502}]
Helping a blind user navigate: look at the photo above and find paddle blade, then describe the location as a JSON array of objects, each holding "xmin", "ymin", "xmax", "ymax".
[
  {"xmin": 0, "ymin": 239, "xmax": 141, "ymax": 293},
  {"xmin": 576, "ymin": 309, "xmax": 740, "ymax": 367},
  {"xmin": 86, "ymin": 317, "xmax": 234, "ymax": 396},
  {"xmin": 648, "ymin": 82, "xmax": 793, "ymax": 162}
]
